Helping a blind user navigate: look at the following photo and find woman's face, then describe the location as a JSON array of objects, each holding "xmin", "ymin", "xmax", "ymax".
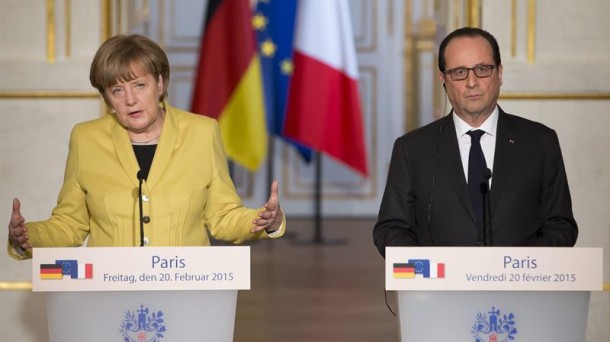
[{"xmin": 105, "ymin": 63, "xmax": 165, "ymax": 135}]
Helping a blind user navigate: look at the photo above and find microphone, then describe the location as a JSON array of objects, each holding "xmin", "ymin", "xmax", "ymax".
[
  {"xmin": 482, "ymin": 168, "xmax": 493, "ymax": 246},
  {"xmin": 136, "ymin": 170, "xmax": 145, "ymax": 247}
]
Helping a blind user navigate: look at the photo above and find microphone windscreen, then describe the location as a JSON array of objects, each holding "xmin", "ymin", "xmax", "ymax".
[{"xmin": 484, "ymin": 168, "xmax": 492, "ymax": 179}]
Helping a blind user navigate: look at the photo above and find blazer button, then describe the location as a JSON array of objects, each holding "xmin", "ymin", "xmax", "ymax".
[
  {"xmin": 142, "ymin": 194, "xmax": 150, "ymax": 202},
  {"xmin": 142, "ymin": 216, "xmax": 151, "ymax": 224},
  {"xmin": 143, "ymin": 237, "xmax": 150, "ymax": 245}
]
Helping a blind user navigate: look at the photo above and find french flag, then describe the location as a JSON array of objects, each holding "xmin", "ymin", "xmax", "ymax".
[{"xmin": 283, "ymin": 0, "xmax": 368, "ymax": 177}]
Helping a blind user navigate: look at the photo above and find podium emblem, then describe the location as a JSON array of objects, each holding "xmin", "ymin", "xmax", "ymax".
[
  {"xmin": 120, "ymin": 305, "xmax": 167, "ymax": 342},
  {"xmin": 470, "ymin": 306, "xmax": 518, "ymax": 342}
]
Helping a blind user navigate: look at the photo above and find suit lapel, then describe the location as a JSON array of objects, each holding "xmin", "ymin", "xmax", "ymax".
[
  {"xmin": 490, "ymin": 109, "xmax": 517, "ymax": 214},
  {"xmin": 438, "ymin": 114, "xmax": 477, "ymax": 223}
]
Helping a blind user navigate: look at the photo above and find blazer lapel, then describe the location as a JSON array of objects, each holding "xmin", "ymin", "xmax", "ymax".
[
  {"xmin": 438, "ymin": 114, "xmax": 477, "ymax": 223},
  {"xmin": 146, "ymin": 102, "xmax": 178, "ymax": 191},
  {"xmin": 111, "ymin": 117, "xmax": 141, "ymax": 189},
  {"xmin": 489, "ymin": 109, "xmax": 517, "ymax": 214}
]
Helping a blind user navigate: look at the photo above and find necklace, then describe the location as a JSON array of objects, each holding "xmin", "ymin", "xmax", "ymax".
[{"xmin": 131, "ymin": 136, "xmax": 160, "ymax": 145}]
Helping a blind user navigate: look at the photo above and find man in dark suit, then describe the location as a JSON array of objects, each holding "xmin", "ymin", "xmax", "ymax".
[{"xmin": 373, "ymin": 27, "xmax": 577, "ymax": 257}]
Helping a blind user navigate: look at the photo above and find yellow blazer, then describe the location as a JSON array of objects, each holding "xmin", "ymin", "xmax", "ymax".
[{"xmin": 9, "ymin": 103, "xmax": 284, "ymax": 259}]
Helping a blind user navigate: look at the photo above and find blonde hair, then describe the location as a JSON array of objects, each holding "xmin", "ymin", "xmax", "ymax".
[{"xmin": 89, "ymin": 34, "xmax": 170, "ymax": 104}]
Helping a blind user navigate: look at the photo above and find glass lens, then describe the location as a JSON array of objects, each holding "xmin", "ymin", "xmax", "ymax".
[
  {"xmin": 473, "ymin": 65, "xmax": 493, "ymax": 77},
  {"xmin": 446, "ymin": 65, "xmax": 494, "ymax": 81}
]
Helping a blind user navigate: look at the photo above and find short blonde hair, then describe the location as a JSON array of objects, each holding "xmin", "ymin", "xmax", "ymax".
[{"xmin": 89, "ymin": 34, "xmax": 170, "ymax": 104}]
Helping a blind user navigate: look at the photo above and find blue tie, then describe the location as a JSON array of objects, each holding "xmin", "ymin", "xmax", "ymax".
[{"xmin": 467, "ymin": 130, "xmax": 487, "ymax": 226}]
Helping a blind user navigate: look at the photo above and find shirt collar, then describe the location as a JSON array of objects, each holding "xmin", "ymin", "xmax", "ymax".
[{"xmin": 453, "ymin": 106, "xmax": 499, "ymax": 137}]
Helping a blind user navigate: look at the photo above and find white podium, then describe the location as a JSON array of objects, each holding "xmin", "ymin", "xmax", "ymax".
[
  {"xmin": 33, "ymin": 246, "xmax": 250, "ymax": 342},
  {"xmin": 385, "ymin": 247, "xmax": 603, "ymax": 342}
]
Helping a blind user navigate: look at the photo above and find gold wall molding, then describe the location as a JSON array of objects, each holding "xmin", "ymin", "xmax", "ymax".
[
  {"xmin": 46, "ymin": 0, "xmax": 73, "ymax": 61},
  {"xmin": 102, "ymin": 0, "xmax": 112, "ymax": 41},
  {"xmin": 0, "ymin": 282, "xmax": 33, "ymax": 291},
  {"xmin": 404, "ymin": 0, "xmax": 415, "ymax": 132},
  {"xmin": 0, "ymin": 91, "xmax": 99, "ymax": 99},
  {"xmin": 479, "ymin": 1, "xmax": 535, "ymax": 62},
  {"xmin": 527, "ymin": 0, "xmax": 536, "ymax": 63},
  {"xmin": 466, "ymin": 0, "xmax": 481, "ymax": 28},
  {"xmin": 46, "ymin": 0, "xmax": 56, "ymax": 63},
  {"xmin": 65, "ymin": 0, "xmax": 72, "ymax": 57},
  {"xmin": 511, "ymin": 0, "xmax": 517, "ymax": 57}
]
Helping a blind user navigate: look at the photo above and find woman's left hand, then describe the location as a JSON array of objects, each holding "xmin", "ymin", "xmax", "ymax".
[{"xmin": 251, "ymin": 180, "xmax": 283, "ymax": 233}]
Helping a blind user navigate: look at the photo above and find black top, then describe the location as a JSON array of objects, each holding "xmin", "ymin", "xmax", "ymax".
[{"xmin": 133, "ymin": 145, "xmax": 157, "ymax": 180}]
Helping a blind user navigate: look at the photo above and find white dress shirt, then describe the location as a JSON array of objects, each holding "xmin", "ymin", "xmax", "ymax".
[{"xmin": 453, "ymin": 106, "xmax": 499, "ymax": 186}]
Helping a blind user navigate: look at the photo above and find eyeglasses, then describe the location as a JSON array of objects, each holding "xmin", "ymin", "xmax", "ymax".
[{"xmin": 443, "ymin": 65, "xmax": 497, "ymax": 81}]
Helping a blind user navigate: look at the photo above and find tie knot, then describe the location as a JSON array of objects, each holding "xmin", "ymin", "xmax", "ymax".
[{"xmin": 467, "ymin": 130, "xmax": 485, "ymax": 143}]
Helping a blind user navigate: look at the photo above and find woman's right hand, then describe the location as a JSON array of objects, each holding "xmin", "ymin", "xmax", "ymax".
[{"xmin": 8, "ymin": 198, "xmax": 31, "ymax": 250}]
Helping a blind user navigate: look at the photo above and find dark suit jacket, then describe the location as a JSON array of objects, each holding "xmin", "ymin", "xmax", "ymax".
[{"xmin": 373, "ymin": 107, "xmax": 577, "ymax": 256}]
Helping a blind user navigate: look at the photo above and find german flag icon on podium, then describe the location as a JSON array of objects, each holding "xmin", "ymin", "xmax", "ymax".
[
  {"xmin": 39, "ymin": 264, "xmax": 64, "ymax": 280},
  {"xmin": 393, "ymin": 263, "xmax": 416, "ymax": 279}
]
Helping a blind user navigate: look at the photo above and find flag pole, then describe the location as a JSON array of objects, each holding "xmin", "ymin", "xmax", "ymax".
[
  {"xmin": 313, "ymin": 151, "xmax": 323, "ymax": 243},
  {"xmin": 266, "ymin": 136, "xmax": 275, "ymax": 200},
  {"xmin": 265, "ymin": 135, "xmax": 281, "ymax": 247},
  {"xmin": 292, "ymin": 151, "xmax": 346, "ymax": 245}
]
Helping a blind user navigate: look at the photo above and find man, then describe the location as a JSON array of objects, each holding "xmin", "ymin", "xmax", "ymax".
[{"xmin": 373, "ymin": 27, "xmax": 577, "ymax": 257}]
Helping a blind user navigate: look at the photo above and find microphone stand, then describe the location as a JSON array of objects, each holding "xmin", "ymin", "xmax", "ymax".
[
  {"xmin": 137, "ymin": 171, "xmax": 145, "ymax": 247},
  {"xmin": 482, "ymin": 168, "xmax": 493, "ymax": 246}
]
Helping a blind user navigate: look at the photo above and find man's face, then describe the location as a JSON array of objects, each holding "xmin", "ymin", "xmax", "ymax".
[{"xmin": 440, "ymin": 36, "xmax": 503, "ymax": 122}]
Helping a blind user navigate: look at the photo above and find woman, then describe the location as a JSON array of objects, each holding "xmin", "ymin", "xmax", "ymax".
[{"xmin": 8, "ymin": 34, "xmax": 285, "ymax": 259}]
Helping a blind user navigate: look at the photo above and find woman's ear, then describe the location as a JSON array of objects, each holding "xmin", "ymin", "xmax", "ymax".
[{"xmin": 156, "ymin": 74, "xmax": 165, "ymax": 98}]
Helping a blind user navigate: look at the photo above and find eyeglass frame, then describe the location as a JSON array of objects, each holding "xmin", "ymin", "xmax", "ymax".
[{"xmin": 442, "ymin": 64, "xmax": 497, "ymax": 81}]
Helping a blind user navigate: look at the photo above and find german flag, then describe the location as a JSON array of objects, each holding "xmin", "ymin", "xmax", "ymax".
[
  {"xmin": 393, "ymin": 263, "xmax": 415, "ymax": 279},
  {"xmin": 40, "ymin": 264, "xmax": 63, "ymax": 280},
  {"xmin": 191, "ymin": 0, "xmax": 267, "ymax": 171}
]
